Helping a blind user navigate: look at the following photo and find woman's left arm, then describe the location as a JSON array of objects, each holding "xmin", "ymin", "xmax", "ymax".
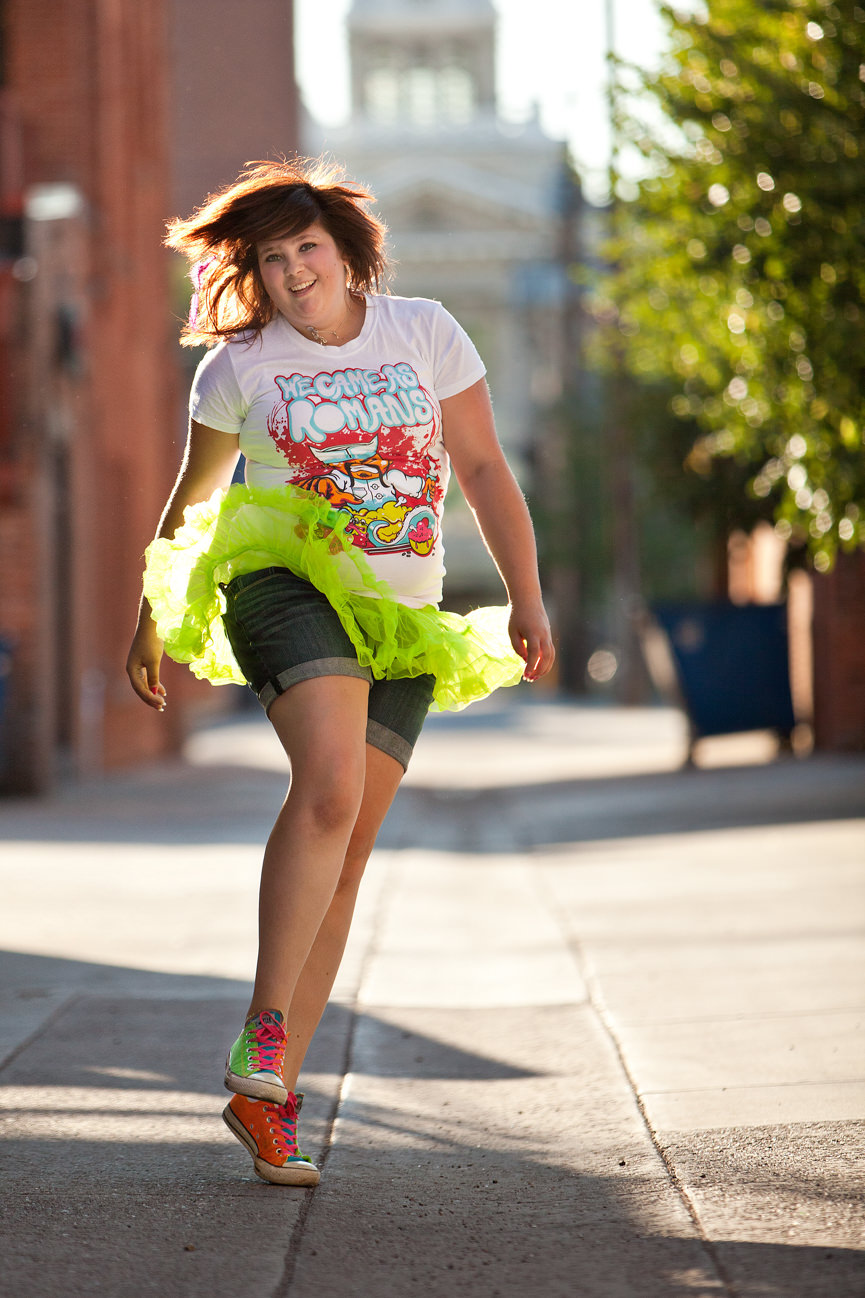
[{"xmin": 441, "ymin": 379, "xmax": 555, "ymax": 681}]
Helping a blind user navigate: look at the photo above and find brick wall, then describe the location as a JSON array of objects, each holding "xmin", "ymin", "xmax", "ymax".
[
  {"xmin": 0, "ymin": 0, "xmax": 183, "ymax": 790},
  {"xmin": 169, "ymin": 0, "xmax": 299, "ymax": 219}
]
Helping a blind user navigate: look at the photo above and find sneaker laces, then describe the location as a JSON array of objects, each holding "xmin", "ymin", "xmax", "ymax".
[
  {"xmin": 263, "ymin": 1095, "xmax": 310, "ymax": 1161},
  {"xmin": 243, "ymin": 1011, "xmax": 286, "ymax": 1073}
]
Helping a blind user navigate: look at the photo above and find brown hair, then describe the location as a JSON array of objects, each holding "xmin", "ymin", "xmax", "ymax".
[{"xmin": 165, "ymin": 156, "xmax": 389, "ymax": 347}]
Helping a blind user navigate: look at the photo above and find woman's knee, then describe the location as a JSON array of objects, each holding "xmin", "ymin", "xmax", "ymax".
[{"xmin": 288, "ymin": 755, "xmax": 366, "ymax": 834}]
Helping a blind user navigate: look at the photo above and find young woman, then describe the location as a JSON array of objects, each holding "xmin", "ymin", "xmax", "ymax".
[{"xmin": 127, "ymin": 157, "xmax": 555, "ymax": 1186}]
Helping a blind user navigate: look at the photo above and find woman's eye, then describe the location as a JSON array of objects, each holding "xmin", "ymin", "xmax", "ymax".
[
  {"xmin": 264, "ymin": 253, "xmax": 282, "ymax": 262},
  {"xmin": 300, "ymin": 242, "xmax": 316, "ymax": 252}
]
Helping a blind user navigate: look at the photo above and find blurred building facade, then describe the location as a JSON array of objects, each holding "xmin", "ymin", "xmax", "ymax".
[
  {"xmin": 0, "ymin": 0, "xmax": 299, "ymax": 793},
  {"xmin": 0, "ymin": 0, "xmax": 178, "ymax": 793},
  {"xmin": 304, "ymin": 0, "xmax": 581, "ymax": 603},
  {"xmin": 170, "ymin": 0, "xmax": 299, "ymax": 221}
]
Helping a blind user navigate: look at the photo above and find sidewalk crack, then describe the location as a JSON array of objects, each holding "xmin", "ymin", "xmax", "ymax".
[
  {"xmin": 531, "ymin": 860, "xmax": 741, "ymax": 1298},
  {"xmin": 273, "ymin": 851, "xmax": 394, "ymax": 1298},
  {"xmin": 0, "ymin": 992, "xmax": 81, "ymax": 1077}
]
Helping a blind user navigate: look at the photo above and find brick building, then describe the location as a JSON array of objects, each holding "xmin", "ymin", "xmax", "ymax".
[
  {"xmin": 170, "ymin": 0, "xmax": 299, "ymax": 221},
  {"xmin": 0, "ymin": 0, "xmax": 179, "ymax": 792},
  {"xmin": 0, "ymin": 0, "xmax": 299, "ymax": 793}
]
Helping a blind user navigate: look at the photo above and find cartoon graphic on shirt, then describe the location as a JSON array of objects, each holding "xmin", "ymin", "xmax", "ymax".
[{"xmin": 266, "ymin": 363, "xmax": 442, "ymax": 557}]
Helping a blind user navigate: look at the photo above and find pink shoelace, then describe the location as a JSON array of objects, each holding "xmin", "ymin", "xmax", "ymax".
[
  {"xmin": 264, "ymin": 1095, "xmax": 308, "ymax": 1160},
  {"xmin": 245, "ymin": 1011, "xmax": 287, "ymax": 1073}
]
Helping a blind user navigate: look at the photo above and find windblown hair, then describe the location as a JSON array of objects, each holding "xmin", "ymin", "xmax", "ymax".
[{"xmin": 165, "ymin": 156, "xmax": 389, "ymax": 347}]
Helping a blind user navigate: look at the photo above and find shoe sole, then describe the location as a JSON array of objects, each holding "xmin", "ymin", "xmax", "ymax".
[
  {"xmin": 223, "ymin": 1066, "xmax": 288, "ymax": 1105},
  {"xmin": 222, "ymin": 1105, "xmax": 321, "ymax": 1187}
]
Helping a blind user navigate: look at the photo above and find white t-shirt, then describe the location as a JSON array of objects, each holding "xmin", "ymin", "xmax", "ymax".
[{"xmin": 190, "ymin": 294, "xmax": 486, "ymax": 608}]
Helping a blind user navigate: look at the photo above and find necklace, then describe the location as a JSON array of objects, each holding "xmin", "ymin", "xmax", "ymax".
[
  {"xmin": 308, "ymin": 324, "xmax": 337, "ymax": 346},
  {"xmin": 306, "ymin": 296, "xmax": 361, "ymax": 346}
]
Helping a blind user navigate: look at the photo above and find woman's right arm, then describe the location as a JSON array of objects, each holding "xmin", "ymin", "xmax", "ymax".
[{"xmin": 126, "ymin": 420, "xmax": 241, "ymax": 710}]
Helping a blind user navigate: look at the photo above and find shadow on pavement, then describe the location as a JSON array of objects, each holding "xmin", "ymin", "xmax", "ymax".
[
  {"xmin": 379, "ymin": 756, "xmax": 865, "ymax": 852},
  {"xmin": 2, "ymin": 964, "xmax": 863, "ymax": 1295},
  {"xmin": 0, "ymin": 953, "xmax": 539, "ymax": 1090},
  {"xmin": 292, "ymin": 1132, "xmax": 865, "ymax": 1298},
  {"xmin": 1, "ymin": 751, "xmax": 862, "ymax": 850},
  {"xmin": 0, "ymin": 763, "xmax": 289, "ymax": 845}
]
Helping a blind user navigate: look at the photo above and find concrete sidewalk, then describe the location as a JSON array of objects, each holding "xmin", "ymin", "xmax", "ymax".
[{"xmin": 0, "ymin": 696, "xmax": 863, "ymax": 1297}]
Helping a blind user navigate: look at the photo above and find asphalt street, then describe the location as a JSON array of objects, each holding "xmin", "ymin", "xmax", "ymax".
[{"xmin": 0, "ymin": 695, "xmax": 863, "ymax": 1297}]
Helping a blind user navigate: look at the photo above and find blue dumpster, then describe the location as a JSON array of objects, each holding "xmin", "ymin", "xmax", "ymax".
[{"xmin": 653, "ymin": 602, "xmax": 796, "ymax": 742}]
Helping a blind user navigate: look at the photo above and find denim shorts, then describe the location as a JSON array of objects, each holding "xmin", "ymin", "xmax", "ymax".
[{"xmin": 220, "ymin": 566, "xmax": 434, "ymax": 770}]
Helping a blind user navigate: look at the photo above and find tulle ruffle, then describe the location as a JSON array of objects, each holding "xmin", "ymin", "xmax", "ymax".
[{"xmin": 142, "ymin": 483, "xmax": 525, "ymax": 711}]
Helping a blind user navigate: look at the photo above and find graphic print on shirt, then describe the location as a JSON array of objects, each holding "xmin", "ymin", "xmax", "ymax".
[{"xmin": 266, "ymin": 362, "xmax": 441, "ymax": 556}]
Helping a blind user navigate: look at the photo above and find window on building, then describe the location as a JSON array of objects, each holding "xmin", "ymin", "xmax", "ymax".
[
  {"xmin": 406, "ymin": 66, "xmax": 438, "ymax": 127},
  {"xmin": 440, "ymin": 67, "xmax": 474, "ymax": 124},
  {"xmin": 366, "ymin": 67, "xmax": 401, "ymax": 123},
  {"xmin": 365, "ymin": 60, "xmax": 477, "ymax": 128}
]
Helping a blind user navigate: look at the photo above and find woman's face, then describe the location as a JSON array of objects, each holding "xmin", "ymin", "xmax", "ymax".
[{"xmin": 256, "ymin": 221, "xmax": 351, "ymax": 330}]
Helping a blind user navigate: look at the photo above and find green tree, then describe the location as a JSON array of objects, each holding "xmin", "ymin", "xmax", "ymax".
[{"xmin": 590, "ymin": 0, "xmax": 865, "ymax": 572}]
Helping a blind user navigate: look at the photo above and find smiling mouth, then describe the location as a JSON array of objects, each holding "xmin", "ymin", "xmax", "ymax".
[{"xmin": 290, "ymin": 279, "xmax": 315, "ymax": 294}]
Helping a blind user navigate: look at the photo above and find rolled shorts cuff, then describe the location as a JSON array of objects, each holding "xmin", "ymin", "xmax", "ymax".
[
  {"xmin": 365, "ymin": 718, "xmax": 414, "ymax": 772},
  {"xmin": 258, "ymin": 657, "xmax": 373, "ymax": 712}
]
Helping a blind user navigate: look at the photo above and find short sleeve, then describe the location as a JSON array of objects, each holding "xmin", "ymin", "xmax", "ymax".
[
  {"xmin": 429, "ymin": 303, "xmax": 487, "ymax": 400},
  {"xmin": 189, "ymin": 342, "xmax": 245, "ymax": 433}
]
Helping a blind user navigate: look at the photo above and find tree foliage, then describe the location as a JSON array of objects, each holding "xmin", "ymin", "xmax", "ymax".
[{"xmin": 590, "ymin": 0, "xmax": 865, "ymax": 570}]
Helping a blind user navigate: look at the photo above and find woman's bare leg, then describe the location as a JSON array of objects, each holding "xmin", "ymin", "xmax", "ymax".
[
  {"xmin": 246, "ymin": 674, "xmax": 371, "ymax": 1022},
  {"xmin": 280, "ymin": 744, "xmax": 405, "ymax": 1092}
]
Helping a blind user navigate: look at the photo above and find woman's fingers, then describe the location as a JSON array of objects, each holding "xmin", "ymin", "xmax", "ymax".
[
  {"xmin": 126, "ymin": 643, "xmax": 167, "ymax": 710},
  {"xmin": 509, "ymin": 613, "xmax": 556, "ymax": 681}
]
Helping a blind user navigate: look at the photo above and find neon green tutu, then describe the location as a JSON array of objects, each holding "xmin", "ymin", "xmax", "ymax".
[{"xmin": 142, "ymin": 482, "xmax": 525, "ymax": 711}]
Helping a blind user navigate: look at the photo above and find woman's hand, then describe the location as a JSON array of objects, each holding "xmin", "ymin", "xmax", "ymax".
[
  {"xmin": 126, "ymin": 611, "xmax": 167, "ymax": 711},
  {"xmin": 509, "ymin": 598, "xmax": 556, "ymax": 682}
]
